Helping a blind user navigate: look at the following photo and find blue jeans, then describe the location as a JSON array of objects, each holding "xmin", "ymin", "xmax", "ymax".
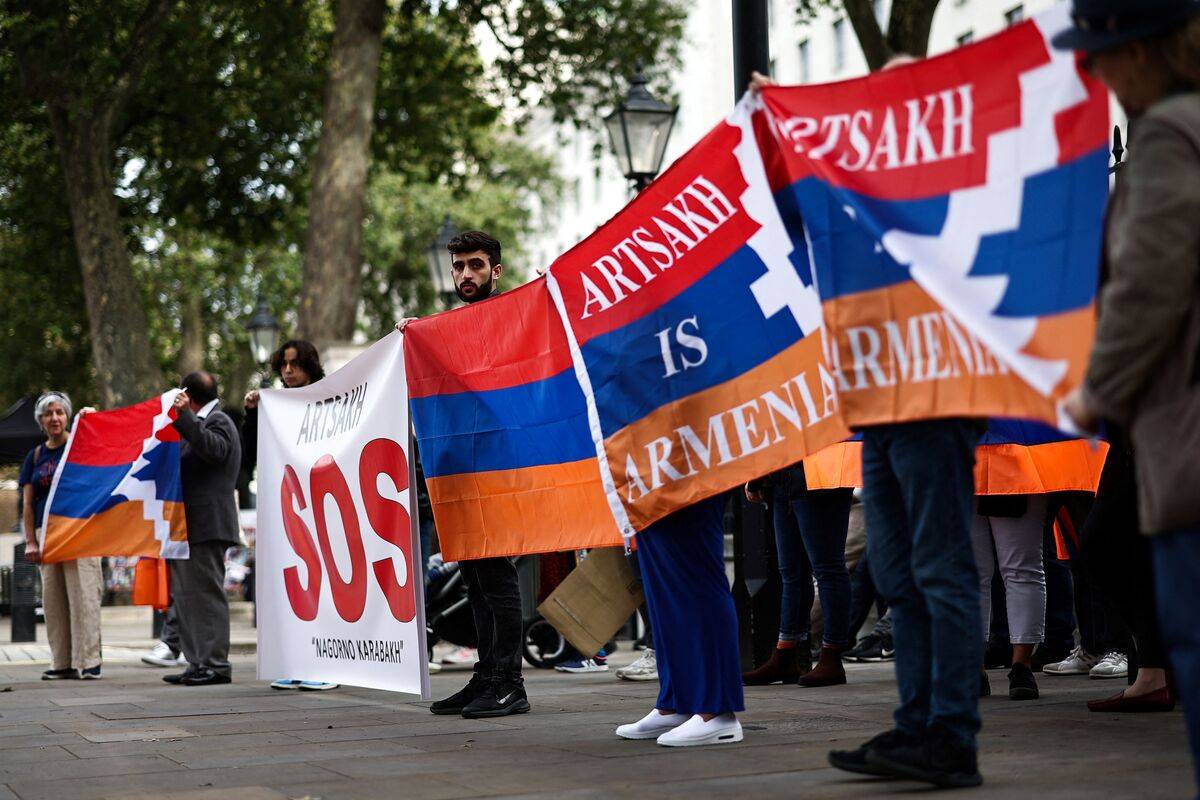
[
  {"xmin": 862, "ymin": 419, "xmax": 984, "ymax": 750},
  {"xmin": 1152, "ymin": 526, "xmax": 1200, "ymax": 795},
  {"xmin": 773, "ymin": 489, "xmax": 853, "ymax": 647}
]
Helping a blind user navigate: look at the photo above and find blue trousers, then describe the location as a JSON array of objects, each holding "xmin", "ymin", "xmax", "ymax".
[
  {"xmin": 1152, "ymin": 526, "xmax": 1200, "ymax": 795},
  {"xmin": 862, "ymin": 419, "xmax": 984, "ymax": 750},
  {"xmin": 773, "ymin": 489, "xmax": 853, "ymax": 646},
  {"xmin": 637, "ymin": 494, "xmax": 744, "ymax": 716}
]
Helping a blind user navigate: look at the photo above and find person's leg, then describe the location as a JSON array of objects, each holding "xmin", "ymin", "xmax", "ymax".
[
  {"xmin": 968, "ymin": 511, "xmax": 996, "ymax": 647},
  {"xmin": 796, "ymin": 489, "xmax": 853, "ymax": 648},
  {"xmin": 847, "ymin": 548, "xmax": 879, "ymax": 643},
  {"xmin": 1042, "ymin": 519, "xmax": 1076, "ymax": 659},
  {"xmin": 639, "ymin": 494, "xmax": 743, "ymax": 718},
  {"xmin": 467, "ymin": 556, "xmax": 524, "ymax": 679},
  {"xmin": 160, "ymin": 602, "xmax": 182, "ymax": 655},
  {"xmin": 181, "ymin": 542, "xmax": 231, "ymax": 677},
  {"xmin": 892, "ymin": 420, "xmax": 983, "ymax": 750},
  {"xmin": 40, "ymin": 562, "xmax": 72, "ymax": 672},
  {"xmin": 458, "ymin": 560, "xmax": 495, "ymax": 676},
  {"xmin": 1152, "ymin": 528, "xmax": 1200, "ymax": 792},
  {"xmin": 745, "ymin": 494, "xmax": 806, "ymax": 685},
  {"xmin": 63, "ymin": 558, "xmax": 103, "ymax": 671},
  {"xmin": 861, "ymin": 426, "xmax": 931, "ymax": 739},
  {"xmin": 992, "ymin": 497, "xmax": 1048, "ymax": 661}
]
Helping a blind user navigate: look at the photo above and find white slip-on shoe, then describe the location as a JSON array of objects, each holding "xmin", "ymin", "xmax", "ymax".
[
  {"xmin": 657, "ymin": 713, "xmax": 743, "ymax": 747},
  {"xmin": 615, "ymin": 710, "xmax": 689, "ymax": 740}
]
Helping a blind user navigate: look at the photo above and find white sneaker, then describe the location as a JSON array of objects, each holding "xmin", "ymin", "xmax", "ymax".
[
  {"xmin": 1044, "ymin": 646, "xmax": 1101, "ymax": 675},
  {"xmin": 616, "ymin": 709, "xmax": 689, "ymax": 740},
  {"xmin": 1090, "ymin": 651, "xmax": 1129, "ymax": 679},
  {"xmin": 429, "ymin": 661, "xmax": 443, "ymax": 674},
  {"xmin": 657, "ymin": 714, "xmax": 743, "ymax": 747},
  {"xmin": 270, "ymin": 679, "xmax": 303, "ymax": 690},
  {"xmin": 175, "ymin": 652, "xmax": 188, "ymax": 666},
  {"xmin": 616, "ymin": 649, "xmax": 658, "ymax": 681},
  {"xmin": 298, "ymin": 681, "xmax": 339, "ymax": 691},
  {"xmin": 441, "ymin": 647, "xmax": 477, "ymax": 665},
  {"xmin": 140, "ymin": 641, "xmax": 180, "ymax": 667}
]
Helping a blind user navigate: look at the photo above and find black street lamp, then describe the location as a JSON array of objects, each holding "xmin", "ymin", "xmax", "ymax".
[
  {"xmin": 604, "ymin": 67, "xmax": 678, "ymax": 193},
  {"xmin": 246, "ymin": 294, "xmax": 280, "ymax": 388},
  {"xmin": 425, "ymin": 214, "xmax": 460, "ymax": 311}
]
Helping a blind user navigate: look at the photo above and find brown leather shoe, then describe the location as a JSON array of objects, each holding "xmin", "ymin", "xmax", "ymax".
[
  {"xmin": 1087, "ymin": 686, "xmax": 1176, "ymax": 713},
  {"xmin": 742, "ymin": 646, "xmax": 801, "ymax": 686},
  {"xmin": 799, "ymin": 645, "xmax": 847, "ymax": 687}
]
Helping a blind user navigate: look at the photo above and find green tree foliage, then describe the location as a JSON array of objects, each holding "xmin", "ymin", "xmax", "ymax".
[{"xmin": 0, "ymin": 0, "xmax": 686, "ymax": 409}]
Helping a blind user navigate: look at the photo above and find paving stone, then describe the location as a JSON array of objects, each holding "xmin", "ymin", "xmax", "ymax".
[
  {"xmin": 120, "ymin": 789, "xmax": 290, "ymax": 800},
  {"xmin": 75, "ymin": 726, "xmax": 195, "ymax": 742},
  {"xmin": 0, "ymin": 753, "xmax": 182, "ymax": 781},
  {"xmin": 64, "ymin": 731, "xmax": 304, "ymax": 760},
  {"xmin": 5, "ymin": 763, "xmax": 342, "ymax": 800},
  {"xmin": 165, "ymin": 738, "xmax": 425, "ymax": 770}
]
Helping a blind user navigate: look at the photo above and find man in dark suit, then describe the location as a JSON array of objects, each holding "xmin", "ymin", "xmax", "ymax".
[{"xmin": 164, "ymin": 371, "xmax": 242, "ymax": 686}]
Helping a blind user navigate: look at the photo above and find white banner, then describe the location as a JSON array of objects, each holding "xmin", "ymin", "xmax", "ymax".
[{"xmin": 256, "ymin": 332, "xmax": 428, "ymax": 696}]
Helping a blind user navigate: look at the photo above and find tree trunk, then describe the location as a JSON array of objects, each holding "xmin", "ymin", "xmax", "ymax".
[
  {"xmin": 298, "ymin": 0, "xmax": 388, "ymax": 347},
  {"xmin": 49, "ymin": 111, "xmax": 162, "ymax": 407},
  {"xmin": 885, "ymin": 0, "xmax": 941, "ymax": 60},
  {"xmin": 177, "ymin": 288, "xmax": 205, "ymax": 376}
]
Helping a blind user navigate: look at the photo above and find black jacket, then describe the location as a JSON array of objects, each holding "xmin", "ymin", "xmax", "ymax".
[{"xmin": 174, "ymin": 406, "xmax": 242, "ymax": 545}]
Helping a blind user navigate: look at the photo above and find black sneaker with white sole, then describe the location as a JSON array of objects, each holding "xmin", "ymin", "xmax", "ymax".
[
  {"xmin": 846, "ymin": 633, "xmax": 895, "ymax": 662},
  {"xmin": 829, "ymin": 728, "xmax": 919, "ymax": 775},
  {"xmin": 42, "ymin": 668, "xmax": 79, "ymax": 680},
  {"xmin": 429, "ymin": 671, "xmax": 491, "ymax": 715},
  {"xmin": 81, "ymin": 665, "xmax": 102, "ymax": 680},
  {"xmin": 461, "ymin": 676, "xmax": 530, "ymax": 718}
]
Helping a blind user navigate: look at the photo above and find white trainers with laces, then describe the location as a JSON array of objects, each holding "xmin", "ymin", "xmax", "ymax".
[
  {"xmin": 140, "ymin": 641, "xmax": 180, "ymax": 667},
  {"xmin": 1090, "ymin": 651, "xmax": 1129, "ymax": 679},
  {"xmin": 1044, "ymin": 646, "xmax": 1101, "ymax": 675},
  {"xmin": 616, "ymin": 649, "xmax": 658, "ymax": 681},
  {"xmin": 616, "ymin": 709, "xmax": 689, "ymax": 740},
  {"xmin": 657, "ymin": 713, "xmax": 743, "ymax": 747}
]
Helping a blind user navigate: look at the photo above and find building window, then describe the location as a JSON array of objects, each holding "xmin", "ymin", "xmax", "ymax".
[
  {"xmin": 1005, "ymin": 5, "xmax": 1025, "ymax": 26},
  {"xmin": 833, "ymin": 17, "xmax": 848, "ymax": 72},
  {"xmin": 799, "ymin": 39, "xmax": 811, "ymax": 83},
  {"xmin": 956, "ymin": 30, "xmax": 974, "ymax": 47}
]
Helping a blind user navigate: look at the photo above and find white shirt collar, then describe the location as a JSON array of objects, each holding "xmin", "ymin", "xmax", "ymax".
[{"xmin": 196, "ymin": 398, "xmax": 219, "ymax": 419}]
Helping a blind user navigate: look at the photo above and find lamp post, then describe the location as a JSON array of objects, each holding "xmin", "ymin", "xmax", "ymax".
[
  {"xmin": 425, "ymin": 214, "xmax": 460, "ymax": 311},
  {"xmin": 245, "ymin": 295, "xmax": 280, "ymax": 389},
  {"xmin": 604, "ymin": 68, "xmax": 678, "ymax": 193}
]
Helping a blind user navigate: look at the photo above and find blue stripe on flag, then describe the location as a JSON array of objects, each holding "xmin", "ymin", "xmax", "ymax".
[{"xmin": 412, "ymin": 368, "xmax": 596, "ymax": 478}]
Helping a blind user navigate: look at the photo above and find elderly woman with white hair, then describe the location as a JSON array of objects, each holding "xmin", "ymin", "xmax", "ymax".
[{"xmin": 19, "ymin": 391, "xmax": 103, "ymax": 680}]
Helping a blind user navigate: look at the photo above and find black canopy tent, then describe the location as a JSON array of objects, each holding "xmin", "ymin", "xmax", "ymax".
[{"xmin": 0, "ymin": 397, "xmax": 43, "ymax": 467}]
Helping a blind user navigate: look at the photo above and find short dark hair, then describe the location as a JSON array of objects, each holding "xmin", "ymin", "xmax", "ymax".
[
  {"xmin": 270, "ymin": 339, "xmax": 326, "ymax": 382},
  {"xmin": 448, "ymin": 230, "xmax": 501, "ymax": 267},
  {"xmin": 181, "ymin": 371, "xmax": 219, "ymax": 406}
]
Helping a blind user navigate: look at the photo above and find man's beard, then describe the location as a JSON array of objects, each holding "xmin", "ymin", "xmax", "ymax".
[{"xmin": 456, "ymin": 273, "xmax": 495, "ymax": 303}]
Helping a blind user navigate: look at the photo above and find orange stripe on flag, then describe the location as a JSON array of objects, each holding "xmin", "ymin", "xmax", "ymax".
[
  {"xmin": 822, "ymin": 282, "xmax": 1093, "ymax": 427},
  {"xmin": 604, "ymin": 334, "xmax": 850, "ymax": 530},
  {"xmin": 427, "ymin": 460, "xmax": 622, "ymax": 561},
  {"xmin": 42, "ymin": 500, "xmax": 187, "ymax": 562}
]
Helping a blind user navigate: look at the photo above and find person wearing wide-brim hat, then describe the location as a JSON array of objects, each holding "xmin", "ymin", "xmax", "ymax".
[{"xmin": 1058, "ymin": 0, "xmax": 1200, "ymax": 792}]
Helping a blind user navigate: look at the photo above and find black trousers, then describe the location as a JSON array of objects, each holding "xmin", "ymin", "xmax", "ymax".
[
  {"xmin": 847, "ymin": 549, "xmax": 887, "ymax": 642},
  {"xmin": 460, "ymin": 556, "xmax": 523, "ymax": 678},
  {"xmin": 169, "ymin": 540, "xmax": 232, "ymax": 677},
  {"xmin": 1080, "ymin": 445, "xmax": 1168, "ymax": 671}
]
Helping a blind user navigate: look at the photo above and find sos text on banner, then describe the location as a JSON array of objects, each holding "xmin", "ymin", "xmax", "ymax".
[
  {"xmin": 40, "ymin": 392, "xmax": 189, "ymax": 563},
  {"xmin": 405, "ymin": 6, "xmax": 1109, "ymax": 556},
  {"xmin": 256, "ymin": 332, "xmax": 428, "ymax": 696}
]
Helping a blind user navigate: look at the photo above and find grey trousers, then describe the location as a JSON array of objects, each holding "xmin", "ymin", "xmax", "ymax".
[
  {"xmin": 160, "ymin": 603, "xmax": 181, "ymax": 653},
  {"xmin": 169, "ymin": 541, "xmax": 232, "ymax": 677},
  {"xmin": 970, "ymin": 496, "xmax": 1048, "ymax": 645}
]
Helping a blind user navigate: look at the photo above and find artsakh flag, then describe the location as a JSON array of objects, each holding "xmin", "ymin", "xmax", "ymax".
[
  {"xmin": 40, "ymin": 392, "xmax": 188, "ymax": 563},
  {"xmin": 759, "ymin": 5, "xmax": 1109, "ymax": 427},
  {"xmin": 405, "ymin": 6, "xmax": 1109, "ymax": 555}
]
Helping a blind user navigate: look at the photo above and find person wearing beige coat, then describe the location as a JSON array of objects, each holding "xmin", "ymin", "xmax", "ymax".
[{"xmin": 1057, "ymin": 0, "xmax": 1200, "ymax": 791}]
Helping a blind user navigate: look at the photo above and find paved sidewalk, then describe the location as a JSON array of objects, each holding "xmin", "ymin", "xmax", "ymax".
[
  {"xmin": 0, "ymin": 603, "xmax": 258, "ymax": 664},
  {"xmin": 0, "ymin": 648, "xmax": 1191, "ymax": 799}
]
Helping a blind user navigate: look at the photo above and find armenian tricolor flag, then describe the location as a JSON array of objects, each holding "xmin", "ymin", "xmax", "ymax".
[{"xmin": 40, "ymin": 392, "xmax": 188, "ymax": 562}]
